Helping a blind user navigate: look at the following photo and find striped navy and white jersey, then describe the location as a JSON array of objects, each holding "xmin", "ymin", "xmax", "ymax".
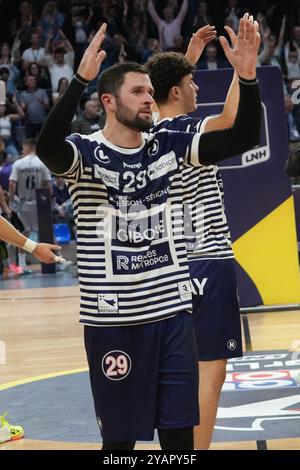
[
  {"xmin": 153, "ymin": 116, "xmax": 234, "ymax": 261},
  {"xmin": 60, "ymin": 129, "xmax": 201, "ymax": 327}
]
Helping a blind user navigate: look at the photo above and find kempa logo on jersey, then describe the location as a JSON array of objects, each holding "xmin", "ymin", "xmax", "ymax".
[
  {"xmin": 116, "ymin": 250, "xmax": 169, "ymax": 271},
  {"xmin": 227, "ymin": 339, "xmax": 237, "ymax": 351}
]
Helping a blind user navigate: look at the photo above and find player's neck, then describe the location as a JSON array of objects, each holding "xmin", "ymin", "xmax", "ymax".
[
  {"xmin": 102, "ymin": 121, "xmax": 143, "ymax": 149},
  {"xmin": 158, "ymin": 102, "xmax": 186, "ymax": 120}
]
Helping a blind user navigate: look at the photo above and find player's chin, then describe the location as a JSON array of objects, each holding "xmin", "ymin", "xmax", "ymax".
[{"xmin": 136, "ymin": 115, "xmax": 153, "ymax": 131}]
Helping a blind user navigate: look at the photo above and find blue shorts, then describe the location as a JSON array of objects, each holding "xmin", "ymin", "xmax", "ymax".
[
  {"xmin": 84, "ymin": 312, "xmax": 199, "ymax": 442},
  {"xmin": 189, "ymin": 258, "xmax": 243, "ymax": 361}
]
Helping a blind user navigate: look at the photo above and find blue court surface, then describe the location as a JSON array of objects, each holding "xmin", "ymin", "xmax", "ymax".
[
  {"xmin": 1, "ymin": 350, "xmax": 300, "ymax": 444},
  {"xmin": 0, "ymin": 269, "xmax": 299, "ymax": 444}
]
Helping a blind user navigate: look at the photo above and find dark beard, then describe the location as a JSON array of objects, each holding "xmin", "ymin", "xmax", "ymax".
[{"xmin": 116, "ymin": 98, "xmax": 152, "ymax": 131}]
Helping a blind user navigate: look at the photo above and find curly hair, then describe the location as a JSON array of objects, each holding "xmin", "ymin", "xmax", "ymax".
[{"xmin": 146, "ymin": 52, "xmax": 195, "ymax": 104}]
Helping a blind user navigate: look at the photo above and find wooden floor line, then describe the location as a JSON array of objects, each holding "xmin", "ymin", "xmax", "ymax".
[
  {"xmin": 0, "ymin": 295, "xmax": 79, "ymax": 301},
  {"xmin": 0, "ymin": 368, "xmax": 89, "ymax": 392}
]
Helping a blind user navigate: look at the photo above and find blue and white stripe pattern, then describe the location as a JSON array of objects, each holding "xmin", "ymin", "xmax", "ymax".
[{"xmin": 58, "ymin": 129, "xmax": 201, "ymax": 326}]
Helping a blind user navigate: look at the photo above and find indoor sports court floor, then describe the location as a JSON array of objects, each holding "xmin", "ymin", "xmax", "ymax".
[{"xmin": 0, "ymin": 267, "xmax": 300, "ymax": 451}]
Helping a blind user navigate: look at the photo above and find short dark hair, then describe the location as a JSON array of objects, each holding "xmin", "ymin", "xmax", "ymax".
[
  {"xmin": 97, "ymin": 62, "xmax": 148, "ymax": 111},
  {"xmin": 54, "ymin": 47, "xmax": 66, "ymax": 55},
  {"xmin": 146, "ymin": 52, "xmax": 195, "ymax": 104},
  {"xmin": 23, "ymin": 138, "xmax": 36, "ymax": 148}
]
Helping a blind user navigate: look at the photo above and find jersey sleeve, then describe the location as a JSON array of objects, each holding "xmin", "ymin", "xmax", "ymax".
[
  {"xmin": 9, "ymin": 161, "xmax": 18, "ymax": 181},
  {"xmin": 155, "ymin": 130, "xmax": 202, "ymax": 167},
  {"xmin": 53, "ymin": 134, "xmax": 85, "ymax": 182}
]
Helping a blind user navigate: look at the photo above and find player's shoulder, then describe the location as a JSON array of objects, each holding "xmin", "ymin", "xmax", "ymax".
[
  {"xmin": 67, "ymin": 131, "xmax": 100, "ymax": 144},
  {"xmin": 153, "ymin": 115, "xmax": 201, "ymax": 133}
]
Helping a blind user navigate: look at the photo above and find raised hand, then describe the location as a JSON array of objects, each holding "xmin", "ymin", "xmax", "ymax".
[
  {"xmin": 185, "ymin": 25, "xmax": 217, "ymax": 64},
  {"xmin": 77, "ymin": 23, "xmax": 107, "ymax": 81},
  {"xmin": 219, "ymin": 13, "xmax": 260, "ymax": 80},
  {"xmin": 224, "ymin": 25, "xmax": 237, "ymax": 48}
]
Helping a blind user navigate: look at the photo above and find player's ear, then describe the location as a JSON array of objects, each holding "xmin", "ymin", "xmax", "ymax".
[
  {"xmin": 170, "ymin": 85, "xmax": 181, "ymax": 101},
  {"xmin": 101, "ymin": 93, "xmax": 116, "ymax": 112}
]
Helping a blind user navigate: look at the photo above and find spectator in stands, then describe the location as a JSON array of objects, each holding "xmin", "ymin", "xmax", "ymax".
[
  {"xmin": 19, "ymin": 75, "xmax": 50, "ymax": 138},
  {"xmin": 147, "ymin": 0, "xmax": 188, "ymax": 50},
  {"xmin": 258, "ymin": 15, "xmax": 286, "ymax": 69},
  {"xmin": 9, "ymin": 138, "xmax": 52, "ymax": 274},
  {"xmin": 71, "ymin": 99, "xmax": 105, "ymax": 134},
  {"xmin": 52, "ymin": 176, "xmax": 75, "ymax": 236},
  {"xmin": 193, "ymin": 1, "xmax": 212, "ymax": 31},
  {"xmin": 224, "ymin": 0, "xmax": 241, "ymax": 33},
  {"xmin": 24, "ymin": 61, "xmax": 51, "ymax": 90},
  {"xmin": 291, "ymin": 25, "xmax": 300, "ymax": 49},
  {"xmin": 44, "ymin": 29, "xmax": 75, "ymax": 92},
  {"xmin": 10, "ymin": 1, "xmax": 37, "ymax": 49},
  {"xmin": 0, "ymin": 140, "xmax": 13, "ymax": 192},
  {"xmin": 285, "ymin": 94, "xmax": 300, "ymax": 150},
  {"xmin": 142, "ymin": 38, "xmax": 161, "ymax": 62},
  {"xmin": 89, "ymin": 91, "xmax": 102, "ymax": 114},
  {"xmin": 103, "ymin": 31, "xmax": 141, "ymax": 66},
  {"xmin": 70, "ymin": 2, "xmax": 93, "ymax": 68},
  {"xmin": 52, "ymin": 76, "xmax": 70, "ymax": 105},
  {"xmin": 0, "ymin": 100, "xmax": 24, "ymax": 157},
  {"xmin": 285, "ymin": 46, "xmax": 300, "ymax": 81},
  {"xmin": 197, "ymin": 42, "xmax": 229, "ymax": 69},
  {"xmin": 21, "ymin": 31, "xmax": 46, "ymax": 70},
  {"xmin": 0, "ymin": 43, "xmax": 20, "ymax": 96},
  {"xmin": 0, "ymin": 182, "xmax": 20, "ymax": 279},
  {"xmin": 286, "ymin": 145, "xmax": 300, "ymax": 177},
  {"xmin": 38, "ymin": 1, "xmax": 65, "ymax": 46}
]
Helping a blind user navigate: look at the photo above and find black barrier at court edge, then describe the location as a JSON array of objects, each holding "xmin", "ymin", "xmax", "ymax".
[{"xmin": 36, "ymin": 188, "xmax": 56, "ymax": 274}]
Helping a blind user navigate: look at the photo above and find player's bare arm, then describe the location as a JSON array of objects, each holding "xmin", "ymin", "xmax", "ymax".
[
  {"xmin": 185, "ymin": 25, "xmax": 217, "ymax": 65},
  {"xmin": 219, "ymin": 13, "xmax": 260, "ymax": 80},
  {"xmin": 0, "ymin": 216, "xmax": 63, "ymax": 264}
]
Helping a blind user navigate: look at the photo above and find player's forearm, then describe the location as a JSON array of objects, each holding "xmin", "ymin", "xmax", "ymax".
[
  {"xmin": 221, "ymin": 71, "xmax": 239, "ymax": 126},
  {"xmin": 36, "ymin": 74, "xmax": 87, "ymax": 174},
  {"xmin": 0, "ymin": 216, "xmax": 28, "ymax": 249},
  {"xmin": 198, "ymin": 78, "xmax": 261, "ymax": 165}
]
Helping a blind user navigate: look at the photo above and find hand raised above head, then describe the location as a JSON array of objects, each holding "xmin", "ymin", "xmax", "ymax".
[
  {"xmin": 77, "ymin": 23, "xmax": 107, "ymax": 82},
  {"xmin": 219, "ymin": 14, "xmax": 260, "ymax": 80},
  {"xmin": 186, "ymin": 25, "xmax": 217, "ymax": 64}
]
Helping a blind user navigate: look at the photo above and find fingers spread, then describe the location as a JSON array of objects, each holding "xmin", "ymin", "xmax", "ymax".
[
  {"xmin": 238, "ymin": 18, "xmax": 246, "ymax": 40},
  {"xmin": 224, "ymin": 25, "xmax": 237, "ymax": 46},
  {"xmin": 219, "ymin": 35, "xmax": 231, "ymax": 56}
]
